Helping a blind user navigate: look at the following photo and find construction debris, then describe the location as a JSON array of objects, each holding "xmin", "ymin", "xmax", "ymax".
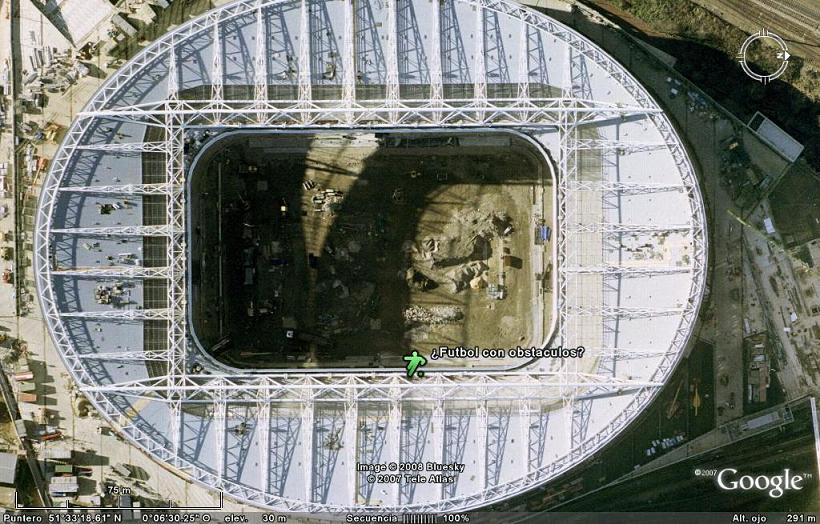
[
  {"xmin": 430, "ymin": 210, "xmax": 512, "ymax": 268},
  {"xmin": 403, "ymin": 305, "xmax": 464, "ymax": 325},
  {"xmin": 21, "ymin": 44, "xmax": 90, "ymax": 106},
  {"xmin": 444, "ymin": 261, "xmax": 489, "ymax": 294}
]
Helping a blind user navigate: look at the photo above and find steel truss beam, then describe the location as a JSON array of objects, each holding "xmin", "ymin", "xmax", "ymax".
[
  {"xmin": 257, "ymin": 393, "xmax": 271, "ymax": 495},
  {"xmin": 50, "ymin": 225, "xmax": 171, "ymax": 236},
  {"xmin": 167, "ymin": 39, "xmax": 178, "ymax": 99},
  {"xmin": 473, "ymin": 5, "xmax": 486, "ymax": 113},
  {"xmin": 164, "ymin": 122, "xmax": 187, "ymax": 381},
  {"xmin": 430, "ymin": 0, "xmax": 443, "ymax": 105},
  {"xmin": 58, "ymin": 183, "xmax": 172, "ymax": 195},
  {"xmin": 475, "ymin": 404, "xmax": 488, "ymax": 490},
  {"xmin": 385, "ymin": 0, "xmax": 400, "ymax": 114},
  {"xmin": 570, "ymin": 398, "xmax": 591, "ymax": 449},
  {"xmin": 268, "ymin": 411, "xmax": 299, "ymax": 497},
  {"xmin": 254, "ymin": 1, "xmax": 268, "ymax": 113},
  {"xmin": 518, "ymin": 401, "xmax": 531, "ymax": 474},
  {"xmin": 312, "ymin": 406, "xmax": 344, "ymax": 503},
  {"xmin": 168, "ymin": 399, "xmax": 182, "ymax": 463},
  {"xmin": 566, "ymin": 305, "xmax": 687, "ymax": 319},
  {"xmin": 431, "ymin": 402, "xmax": 445, "ymax": 503},
  {"xmin": 484, "ymin": 11, "xmax": 508, "ymax": 86},
  {"xmin": 517, "ymin": 24, "xmax": 529, "ymax": 102},
  {"xmin": 60, "ymin": 308, "xmax": 172, "ymax": 321},
  {"xmin": 212, "ymin": 21, "xmax": 224, "ymax": 103},
  {"xmin": 79, "ymin": 350, "xmax": 170, "ymax": 361},
  {"xmin": 297, "ymin": 0, "xmax": 311, "ymax": 117},
  {"xmin": 567, "ymin": 223, "xmax": 692, "ymax": 234},
  {"xmin": 356, "ymin": 406, "xmax": 387, "ymax": 504},
  {"xmin": 342, "ymin": 0, "xmax": 356, "ymax": 115},
  {"xmin": 399, "ymin": 408, "xmax": 430, "ymax": 505},
  {"xmin": 567, "ymin": 180, "xmax": 686, "ymax": 195},
  {"xmin": 562, "ymin": 54, "xmax": 593, "ymax": 337},
  {"xmin": 51, "ymin": 266, "xmax": 171, "ymax": 279},
  {"xmin": 573, "ymin": 138, "xmax": 666, "ymax": 153},
  {"xmin": 80, "ymin": 372, "xmax": 661, "ymax": 403},
  {"xmin": 385, "ymin": 399, "xmax": 401, "ymax": 505},
  {"xmin": 582, "ymin": 347, "xmax": 678, "ymax": 360},
  {"xmin": 78, "ymin": 97, "xmax": 659, "ymax": 129},
  {"xmin": 73, "ymin": 142, "xmax": 170, "ymax": 153},
  {"xmin": 344, "ymin": 399, "xmax": 358, "ymax": 504},
  {"xmin": 556, "ymin": 39, "xmax": 581, "ymax": 432},
  {"xmin": 563, "ymin": 265, "xmax": 692, "ymax": 276},
  {"xmin": 443, "ymin": 408, "xmax": 470, "ymax": 499},
  {"xmin": 486, "ymin": 406, "xmax": 510, "ymax": 488},
  {"xmin": 525, "ymin": 403, "xmax": 549, "ymax": 472},
  {"xmin": 215, "ymin": 398, "xmax": 227, "ymax": 479},
  {"xmin": 570, "ymin": 44, "xmax": 592, "ymax": 100},
  {"xmin": 302, "ymin": 399, "xmax": 314, "ymax": 503}
]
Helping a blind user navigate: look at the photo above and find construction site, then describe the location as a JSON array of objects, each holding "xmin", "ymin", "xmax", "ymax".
[
  {"xmin": 3, "ymin": 0, "xmax": 820, "ymax": 514},
  {"xmin": 0, "ymin": 0, "xmax": 721, "ymax": 514},
  {"xmin": 189, "ymin": 132, "xmax": 553, "ymax": 369}
]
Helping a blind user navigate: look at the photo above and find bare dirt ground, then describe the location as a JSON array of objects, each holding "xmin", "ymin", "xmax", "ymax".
[{"xmin": 190, "ymin": 132, "xmax": 553, "ymax": 369}]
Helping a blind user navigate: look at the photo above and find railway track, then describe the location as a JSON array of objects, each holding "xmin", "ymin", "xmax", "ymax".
[
  {"xmin": 746, "ymin": 0, "xmax": 819, "ymax": 40},
  {"xmin": 764, "ymin": 0, "xmax": 820, "ymax": 29},
  {"xmin": 700, "ymin": 0, "xmax": 820, "ymax": 66}
]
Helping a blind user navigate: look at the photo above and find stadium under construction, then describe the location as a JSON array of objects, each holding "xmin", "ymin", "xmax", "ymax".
[{"xmin": 34, "ymin": 0, "xmax": 707, "ymax": 513}]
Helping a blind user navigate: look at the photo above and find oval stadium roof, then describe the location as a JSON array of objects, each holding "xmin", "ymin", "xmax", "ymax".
[{"xmin": 34, "ymin": 0, "xmax": 707, "ymax": 513}]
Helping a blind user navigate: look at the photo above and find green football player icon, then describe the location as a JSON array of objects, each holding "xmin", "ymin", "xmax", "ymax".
[{"xmin": 403, "ymin": 350, "xmax": 427, "ymax": 378}]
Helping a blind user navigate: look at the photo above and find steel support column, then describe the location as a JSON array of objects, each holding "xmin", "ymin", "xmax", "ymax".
[
  {"xmin": 215, "ymin": 399, "xmax": 227, "ymax": 480},
  {"xmin": 430, "ymin": 0, "xmax": 443, "ymax": 111},
  {"xmin": 212, "ymin": 21, "xmax": 224, "ymax": 103},
  {"xmin": 342, "ymin": 0, "xmax": 356, "ymax": 116},
  {"xmin": 297, "ymin": 0, "xmax": 312, "ymax": 121},
  {"xmin": 386, "ymin": 398, "xmax": 401, "ymax": 506},
  {"xmin": 302, "ymin": 399, "xmax": 315, "ymax": 502},
  {"xmin": 254, "ymin": 2, "xmax": 269, "ymax": 121},
  {"xmin": 258, "ymin": 394, "xmax": 272, "ymax": 494},
  {"xmin": 344, "ymin": 399, "xmax": 358, "ymax": 504},
  {"xmin": 473, "ymin": 4, "xmax": 486, "ymax": 120},
  {"xmin": 385, "ymin": 0, "xmax": 400, "ymax": 116}
]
